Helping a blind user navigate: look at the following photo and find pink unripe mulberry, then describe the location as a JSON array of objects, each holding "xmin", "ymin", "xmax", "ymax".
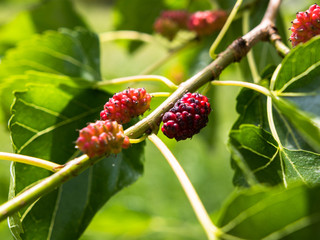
[
  {"xmin": 76, "ymin": 120, "xmax": 130, "ymax": 158},
  {"xmin": 161, "ymin": 92, "xmax": 211, "ymax": 141},
  {"xmin": 188, "ymin": 10, "xmax": 228, "ymax": 36},
  {"xmin": 290, "ymin": 4, "xmax": 320, "ymax": 47},
  {"xmin": 100, "ymin": 88, "xmax": 152, "ymax": 124}
]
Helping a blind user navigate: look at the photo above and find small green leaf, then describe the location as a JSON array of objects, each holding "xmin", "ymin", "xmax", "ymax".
[
  {"xmin": 9, "ymin": 84, "xmax": 144, "ymax": 239},
  {"xmin": 216, "ymin": 184, "xmax": 320, "ymax": 239}
]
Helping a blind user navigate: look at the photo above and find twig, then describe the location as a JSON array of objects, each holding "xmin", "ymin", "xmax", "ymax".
[
  {"xmin": 0, "ymin": 155, "xmax": 92, "ymax": 222},
  {"xmin": 209, "ymin": 0, "xmax": 243, "ymax": 58},
  {"xmin": 148, "ymin": 134, "xmax": 221, "ymax": 240},
  {"xmin": 0, "ymin": 152, "xmax": 62, "ymax": 172},
  {"xmin": 96, "ymin": 75, "xmax": 178, "ymax": 90},
  {"xmin": 99, "ymin": 30, "xmax": 156, "ymax": 43}
]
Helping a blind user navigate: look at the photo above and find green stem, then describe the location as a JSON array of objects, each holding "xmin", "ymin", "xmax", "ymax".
[
  {"xmin": 129, "ymin": 135, "xmax": 148, "ymax": 144},
  {"xmin": 95, "ymin": 75, "xmax": 178, "ymax": 90},
  {"xmin": 150, "ymin": 92, "xmax": 171, "ymax": 98},
  {"xmin": 209, "ymin": 0, "xmax": 243, "ymax": 58},
  {"xmin": 0, "ymin": 152, "xmax": 62, "ymax": 172},
  {"xmin": 242, "ymin": 10, "xmax": 260, "ymax": 83},
  {"xmin": 99, "ymin": 30, "xmax": 156, "ymax": 43},
  {"xmin": 211, "ymin": 80, "xmax": 271, "ymax": 96},
  {"xmin": 267, "ymin": 96, "xmax": 282, "ymax": 149},
  {"xmin": 0, "ymin": 154, "xmax": 92, "ymax": 222},
  {"xmin": 148, "ymin": 134, "xmax": 221, "ymax": 240}
]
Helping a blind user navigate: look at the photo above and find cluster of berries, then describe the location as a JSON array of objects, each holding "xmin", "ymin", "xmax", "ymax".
[
  {"xmin": 76, "ymin": 88, "xmax": 151, "ymax": 158},
  {"xmin": 154, "ymin": 9, "xmax": 228, "ymax": 40},
  {"xmin": 76, "ymin": 88, "xmax": 211, "ymax": 157},
  {"xmin": 290, "ymin": 4, "xmax": 320, "ymax": 47}
]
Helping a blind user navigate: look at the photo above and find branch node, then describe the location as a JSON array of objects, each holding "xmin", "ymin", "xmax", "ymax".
[{"xmin": 229, "ymin": 37, "xmax": 249, "ymax": 62}]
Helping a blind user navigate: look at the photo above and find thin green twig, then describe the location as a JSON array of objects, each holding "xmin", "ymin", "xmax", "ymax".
[
  {"xmin": 99, "ymin": 30, "xmax": 156, "ymax": 43},
  {"xmin": 150, "ymin": 92, "xmax": 172, "ymax": 98},
  {"xmin": 148, "ymin": 134, "xmax": 221, "ymax": 240},
  {"xmin": 95, "ymin": 75, "xmax": 178, "ymax": 90},
  {"xmin": 0, "ymin": 152, "xmax": 62, "ymax": 172},
  {"xmin": 209, "ymin": 0, "xmax": 243, "ymax": 58},
  {"xmin": 211, "ymin": 80, "xmax": 271, "ymax": 96},
  {"xmin": 242, "ymin": 10, "xmax": 260, "ymax": 83}
]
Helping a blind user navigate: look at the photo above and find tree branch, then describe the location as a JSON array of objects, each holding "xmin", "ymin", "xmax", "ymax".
[{"xmin": 125, "ymin": 0, "xmax": 283, "ymax": 139}]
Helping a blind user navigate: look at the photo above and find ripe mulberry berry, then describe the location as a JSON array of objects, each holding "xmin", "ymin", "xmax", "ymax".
[
  {"xmin": 188, "ymin": 10, "xmax": 228, "ymax": 36},
  {"xmin": 290, "ymin": 4, "xmax": 320, "ymax": 47},
  {"xmin": 154, "ymin": 10, "xmax": 190, "ymax": 40},
  {"xmin": 161, "ymin": 92, "xmax": 211, "ymax": 141},
  {"xmin": 76, "ymin": 120, "xmax": 130, "ymax": 158},
  {"xmin": 100, "ymin": 88, "xmax": 152, "ymax": 124}
]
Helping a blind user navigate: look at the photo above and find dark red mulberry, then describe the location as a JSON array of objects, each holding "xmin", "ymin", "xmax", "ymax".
[
  {"xmin": 154, "ymin": 10, "xmax": 190, "ymax": 40},
  {"xmin": 161, "ymin": 92, "xmax": 211, "ymax": 141},
  {"xmin": 188, "ymin": 10, "xmax": 228, "ymax": 36},
  {"xmin": 76, "ymin": 120, "xmax": 130, "ymax": 158},
  {"xmin": 290, "ymin": 4, "xmax": 320, "ymax": 47},
  {"xmin": 100, "ymin": 88, "xmax": 152, "ymax": 124}
]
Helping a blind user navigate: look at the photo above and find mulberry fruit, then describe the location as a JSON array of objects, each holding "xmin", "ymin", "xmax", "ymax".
[
  {"xmin": 290, "ymin": 4, "xmax": 320, "ymax": 47},
  {"xmin": 100, "ymin": 88, "xmax": 152, "ymax": 124},
  {"xmin": 188, "ymin": 10, "xmax": 228, "ymax": 36},
  {"xmin": 161, "ymin": 92, "xmax": 211, "ymax": 141},
  {"xmin": 154, "ymin": 10, "xmax": 189, "ymax": 40},
  {"xmin": 76, "ymin": 120, "xmax": 130, "ymax": 158}
]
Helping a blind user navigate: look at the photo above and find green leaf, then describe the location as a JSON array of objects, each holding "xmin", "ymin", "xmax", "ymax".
[
  {"xmin": 9, "ymin": 84, "xmax": 144, "ymax": 239},
  {"xmin": 270, "ymin": 37, "xmax": 320, "ymax": 152},
  {"xmin": 0, "ymin": 28, "xmax": 100, "ymax": 121},
  {"xmin": 229, "ymin": 124, "xmax": 320, "ymax": 187},
  {"xmin": 272, "ymin": 97, "xmax": 320, "ymax": 153},
  {"xmin": 216, "ymin": 184, "xmax": 320, "ymax": 239},
  {"xmin": 0, "ymin": 0, "xmax": 87, "ymax": 55}
]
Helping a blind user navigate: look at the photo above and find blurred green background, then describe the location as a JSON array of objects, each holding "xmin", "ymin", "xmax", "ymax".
[{"xmin": 0, "ymin": 0, "xmax": 315, "ymax": 239}]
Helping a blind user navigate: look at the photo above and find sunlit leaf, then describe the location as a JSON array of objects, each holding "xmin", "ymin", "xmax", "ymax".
[
  {"xmin": 0, "ymin": 28, "xmax": 100, "ymax": 122},
  {"xmin": 9, "ymin": 84, "xmax": 144, "ymax": 239}
]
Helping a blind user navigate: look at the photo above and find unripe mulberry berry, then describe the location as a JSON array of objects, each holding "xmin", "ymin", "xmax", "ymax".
[
  {"xmin": 154, "ymin": 10, "xmax": 190, "ymax": 40},
  {"xmin": 290, "ymin": 4, "xmax": 320, "ymax": 47},
  {"xmin": 100, "ymin": 88, "xmax": 152, "ymax": 124},
  {"xmin": 188, "ymin": 10, "xmax": 228, "ymax": 36},
  {"xmin": 161, "ymin": 92, "xmax": 211, "ymax": 141},
  {"xmin": 76, "ymin": 120, "xmax": 130, "ymax": 158}
]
